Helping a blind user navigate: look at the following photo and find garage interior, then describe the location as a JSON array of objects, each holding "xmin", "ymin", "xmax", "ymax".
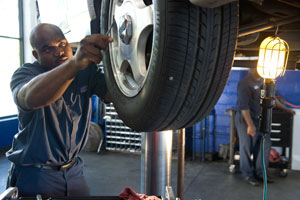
[{"xmin": 1, "ymin": 0, "xmax": 300, "ymax": 200}]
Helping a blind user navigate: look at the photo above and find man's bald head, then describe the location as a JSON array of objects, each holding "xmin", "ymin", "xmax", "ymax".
[
  {"xmin": 30, "ymin": 23, "xmax": 65, "ymax": 49},
  {"xmin": 29, "ymin": 23, "xmax": 73, "ymax": 70}
]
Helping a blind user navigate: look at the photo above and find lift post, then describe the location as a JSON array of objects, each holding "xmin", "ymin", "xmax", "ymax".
[{"xmin": 140, "ymin": 131, "xmax": 173, "ymax": 197}]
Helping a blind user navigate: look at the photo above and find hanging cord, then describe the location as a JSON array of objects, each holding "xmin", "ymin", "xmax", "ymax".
[
  {"xmin": 275, "ymin": 26, "xmax": 279, "ymax": 37},
  {"xmin": 261, "ymin": 135, "xmax": 268, "ymax": 200},
  {"xmin": 275, "ymin": 95, "xmax": 300, "ymax": 108},
  {"xmin": 284, "ymin": 100, "xmax": 300, "ymax": 108}
]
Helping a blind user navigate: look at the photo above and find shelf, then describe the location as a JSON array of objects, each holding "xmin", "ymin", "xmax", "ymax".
[{"xmin": 105, "ymin": 103, "xmax": 142, "ymax": 153}]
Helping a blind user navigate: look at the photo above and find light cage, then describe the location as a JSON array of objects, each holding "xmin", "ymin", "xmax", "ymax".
[{"xmin": 257, "ymin": 36, "xmax": 289, "ymax": 79}]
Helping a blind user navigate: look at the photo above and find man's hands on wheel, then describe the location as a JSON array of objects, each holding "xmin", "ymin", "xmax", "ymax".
[{"xmin": 73, "ymin": 34, "xmax": 113, "ymax": 70}]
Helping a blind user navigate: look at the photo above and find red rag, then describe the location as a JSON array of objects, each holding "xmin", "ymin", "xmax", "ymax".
[
  {"xmin": 119, "ymin": 187, "xmax": 141, "ymax": 200},
  {"xmin": 269, "ymin": 148, "xmax": 281, "ymax": 163},
  {"xmin": 119, "ymin": 187, "xmax": 161, "ymax": 200}
]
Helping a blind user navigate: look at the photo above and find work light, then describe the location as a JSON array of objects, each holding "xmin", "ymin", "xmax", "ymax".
[
  {"xmin": 257, "ymin": 36, "xmax": 290, "ymax": 135},
  {"xmin": 257, "ymin": 35, "xmax": 290, "ymax": 200},
  {"xmin": 257, "ymin": 36, "xmax": 289, "ymax": 79}
]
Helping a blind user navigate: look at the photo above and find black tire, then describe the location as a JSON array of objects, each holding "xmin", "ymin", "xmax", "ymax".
[{"xmin": 101, "ymin": 0, "xmax": 238, "ymax": 132}]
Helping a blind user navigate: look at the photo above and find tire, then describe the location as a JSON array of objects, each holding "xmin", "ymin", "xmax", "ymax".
[{"xmin": 101, "ymin": 0, "xmax": 238, "ymax": 132}]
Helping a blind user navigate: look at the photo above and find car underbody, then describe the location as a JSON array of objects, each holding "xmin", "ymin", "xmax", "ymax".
[{"xmin": 236, "ymin": 0, "xmax": 300, "ymax": 69}]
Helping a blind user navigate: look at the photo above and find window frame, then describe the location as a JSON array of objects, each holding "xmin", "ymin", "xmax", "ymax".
[
  {"xmin": 0, "ymin": 0, "xmax": 24, "ymax": 118},
  {"xmin": 0, "ymin": 0, "xmax": 24, "ymax": 66}
]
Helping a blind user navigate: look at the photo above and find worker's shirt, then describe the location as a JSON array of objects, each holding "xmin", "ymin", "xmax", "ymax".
[
  {"xmin": 7, "ymin": 61, "xmax": 107, "ymax": 166},
  {"xmin": 236, "ymin": 74, "xmax": 263, "ymax": 122}
]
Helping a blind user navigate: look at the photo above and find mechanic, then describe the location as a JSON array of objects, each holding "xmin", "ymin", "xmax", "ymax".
[
  {"xmin": 6, "ymin": 23, "xmax": 112, "ymax": 197},
  {"xmin": 235, "ymin": 68, "xmax": 295, "ymax": 186}
]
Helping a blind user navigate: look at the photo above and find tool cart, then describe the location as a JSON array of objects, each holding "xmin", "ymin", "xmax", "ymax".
[{"xmin": 268, "ymin": 110, "xmax": 293, "ymax": 176}]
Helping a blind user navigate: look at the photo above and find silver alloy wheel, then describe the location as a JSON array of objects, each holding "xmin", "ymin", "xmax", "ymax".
[{"xmin": 109, "ymin": 0, "xmax": 154, "ymax": 97}]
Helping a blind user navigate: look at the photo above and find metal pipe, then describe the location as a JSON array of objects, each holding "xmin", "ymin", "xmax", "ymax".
[
  {"xmin": 202, "ymin": 120, "xmax": 205, "ymax": 162},
  {"xmin": 0, "ymin": 187, "xmax": 18, "ymax": 200},
  {"xmin": 228, "ymin": 109, "xmax": 236, "ymax": 166},
  {"xmin": 18, "ymin": 0, "xmax": 24, "ymax": 65},
  {"xmin": 212, "ymin": 110, "xmax": 216, "ymax": 152},
  {"xmin": 177, "ymin": 129, "xmax": 185, "ymax": 200},
  {"xmin": 192, "ymin": 126, "xmax": 196, "ymax": 160},
  {"xmin": 238, "ymin": 16, "xmax": 300, "ymax": 37},
  {"xmin": 207, "ymin": 116, "xmax": 210, "ymax": 153},
  {"xmin": 141, "ymin": 131, "xmax": 173, "ymax": 197}
]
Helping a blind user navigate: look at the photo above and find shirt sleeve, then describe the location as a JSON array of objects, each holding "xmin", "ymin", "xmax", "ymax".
[
  {"xmin": 237, "ymin": 80, "xmax": 250, "ymax": 110},
  {"xmin": 89, "ymin": 65, "xmax": 108, "ymax": 100},
  {"xmin": 10, "ymin": 64, "xmax": 39, "ymax": 111}
]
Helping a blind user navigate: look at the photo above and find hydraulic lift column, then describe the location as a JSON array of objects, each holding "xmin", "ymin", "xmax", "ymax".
[{"xmin": 140, "ymin": 131, "xmax": 173, "ymax": 197}]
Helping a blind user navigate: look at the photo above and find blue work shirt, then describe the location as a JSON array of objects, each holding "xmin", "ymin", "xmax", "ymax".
[
  {"xmin": 236, "ymin": 73, "xmax": 263, "ymax": 122},
  {"xmin": 7, "ymin": 61, "xmax": 107, "ymax": 166}
]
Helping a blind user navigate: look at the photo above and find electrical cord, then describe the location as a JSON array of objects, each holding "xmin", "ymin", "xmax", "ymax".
[
  {"xmin": 274, "ymin": 95, "xmax": 300, "ymax": 108},
  {"xmin": 284, "ymin": 100, "xmax": 300, "ymax": 108},
  {"xmin": 261, "ymin": 135, "xmax": 268, "ymax": 200}
]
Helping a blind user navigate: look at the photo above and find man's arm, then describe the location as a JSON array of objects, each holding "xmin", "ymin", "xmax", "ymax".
[
  {"xmin": 18, "ymin": 59, "xmax": 80, "ymax": 110},
  {"xmin": 275, "ymin": 99, "xmax": 296, "ymax": 115},
  {"xmin": 18, "ymin": 35, "xmax": 112, "ymax": 110},
  {"xmin": 241, "ymin": 109, "xmax": 256, "ymax": 136}
]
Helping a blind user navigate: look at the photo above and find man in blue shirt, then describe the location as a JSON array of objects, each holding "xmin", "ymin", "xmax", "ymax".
[
  {"xmin": 235, "ymin": 68, "xmax": 295, "ymax": 186},
  {"xmin": 6, "ymin": 23, "xmax": 112, "ymax": 197}
]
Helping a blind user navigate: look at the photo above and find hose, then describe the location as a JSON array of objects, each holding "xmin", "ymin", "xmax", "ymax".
[{"xmin": 261, "ymin": 135, "xmax": 268, "ymax": 200}]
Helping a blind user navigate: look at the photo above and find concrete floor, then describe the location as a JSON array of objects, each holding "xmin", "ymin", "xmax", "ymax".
[{"xmin": 1, "ymin": 149, "xmax": 300, "ymax": 200}]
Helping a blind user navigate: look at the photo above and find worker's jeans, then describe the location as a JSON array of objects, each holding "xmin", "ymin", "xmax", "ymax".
[
  {"xmin": 6, "ymin": 157, "xmax": 90, "ymax": 197},
  {"xmin": 235, "ymin": 112, "xmax": 272, "ymax": 177}
]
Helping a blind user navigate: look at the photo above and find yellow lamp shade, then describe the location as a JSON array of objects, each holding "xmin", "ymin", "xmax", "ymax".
[{"xmin": 257, "ymin": 36, "xmax": 289, "ymax": 79}]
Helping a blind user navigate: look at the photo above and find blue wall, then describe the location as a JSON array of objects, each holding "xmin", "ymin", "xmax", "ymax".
[
  {"xmin": 0, "ymin": 116, "xmax": 18, "ymax": 148},
  {"xmin": 276, "ymin": 71, "xmax": 300, "ymax": 106},
  {"xmin": 186, "ymin": 110, "xmax": 216, "ymax": 154}
]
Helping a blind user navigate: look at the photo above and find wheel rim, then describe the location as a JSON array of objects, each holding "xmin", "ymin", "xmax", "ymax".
[{"xmin": 109, "ymin": 0, "xmax": 154, "ymax": 97}]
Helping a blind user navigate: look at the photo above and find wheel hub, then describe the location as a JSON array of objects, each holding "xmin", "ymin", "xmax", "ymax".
[
  {"xmin": 119, "ymin": 15, "xmax": 133, "ymax": 45},
  {"xmin": 109, "ymin": 0, "xmax": 154, "ymax": 97}
]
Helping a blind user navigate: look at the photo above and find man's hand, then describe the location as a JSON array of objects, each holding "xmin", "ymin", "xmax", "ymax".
[
  {"xmin": 275, "ymin": 99, "xmax": 296, "ymax": 115},
  {"xmin": 247, "ymin": 125, "xmax": 256, "ymax": 137},
  {"xmin": 73, "ymin": 34, "xmax": 113, "ymax": 70},
  {"xmin": 241, "ymin": 109, "xmax": 256, "ymax": 137},
  {"xmin": 288, "ymin": 109, "xmax": 296, "ymax": 115}
]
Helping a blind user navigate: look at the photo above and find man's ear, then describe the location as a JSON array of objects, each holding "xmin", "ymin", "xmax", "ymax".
[{"xmin": 32, "ymin": 50, "xmax": 38, "ymax": 60}]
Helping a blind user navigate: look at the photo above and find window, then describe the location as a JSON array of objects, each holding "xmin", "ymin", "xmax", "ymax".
[
  {"xmin": 37, "ymin": 0, "xmax": 90, "ymax": 43},
  {"xmin": 0, "ymin": 0, "xmax": 23, "ymax": 117}
]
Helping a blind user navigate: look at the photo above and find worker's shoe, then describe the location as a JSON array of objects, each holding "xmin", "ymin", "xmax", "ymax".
[
  {"xmin": 245, "ymin": 176, "xmax": 260, "ymax": 186},
  {"xmin": 255, "ymin": 175, "xmax": 274, "ymax": 183}
]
